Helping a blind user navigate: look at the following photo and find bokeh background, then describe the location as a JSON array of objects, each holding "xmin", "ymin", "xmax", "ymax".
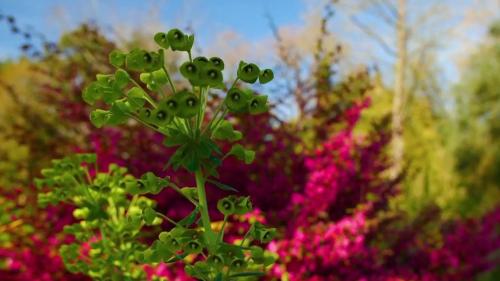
[{"xmin": 0, "ymin": 0, "xmax": 499, "ymax": 280}]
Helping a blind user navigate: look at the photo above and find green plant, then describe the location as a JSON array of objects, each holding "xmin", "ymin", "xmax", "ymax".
[{"xmin": 36, "ymin": 28, "xmax": 276, "ymax": 280}]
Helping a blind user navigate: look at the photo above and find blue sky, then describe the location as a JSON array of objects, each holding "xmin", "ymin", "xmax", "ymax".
[
  {"xmin": 0, "ymin": 0, "xmax": 304, "ymax": 59},
  {"xmin": 1, "ymin": 0, "xmax": 498, "ymax": 89}
]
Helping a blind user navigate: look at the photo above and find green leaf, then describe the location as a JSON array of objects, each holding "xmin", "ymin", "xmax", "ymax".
[
  {"xmin": 167, "ymin": 28, "xmax": 193, "ymax": 51},
  {"xmin": 248, "ymin": 95, "xmax": 269, "ymax": 115},
  {"xmin": 259, "ymin": 69, "xmax": 274, "ymax": 84},
  {"xmin": 237, "ymin": 61, "xmax": 260, "ymax": 83},
  {"xmin": 213, "ymin": 120, "xmax": 242, "ymax": 142},
  {"xmin": 82, "ymin": 82, "xmax": 102, "ymax": 105},
  {"xmin": 154, "ymin": 32, "xmax": 169, "ymax": 49},
  {"xmin": 176, "ymin": 90, "xmax": 200, "ymax": 119},
  {"xmin": 209, "ymin": 57, "xmax": 224, "ymax": 71},
  {"xmin": 178, "ymin": 207, "xmax": 199, "ymax": 227},
  {"xmin": 126, "ymin": 87, "xmax": 147, "ymax": 110},
  {"xmin": 142, "ymin": 207, "xmax": 157, "ymax": 225},
  {"xmin": 163, "ymin": 129, "xmax": 190, "ymax": 147},
  {"xmin": 180, "ymin": 61, "xmax": 199, "ymax": 80},
  {"xmin": 89, "ymin": 109, "xmax": 110, "ymax": 128},
  {"xmin": 108, "ymin": 103, "xmax": 129, "ymax": 125},
  {"xmin": 207, "ymin": 179, "xmax": 238, "ymax": 192},
  {"xmin": 114, "ymin": 69, "xmax": 130, "ymax": 88},
  {"xmin": 217, "ymin": 196, "xmax": 236, "ymax": 216},
  {"xmin": 225, "ymin": 88, "xmax": 251, "ymax": 113},
  {"xmin": 229, "ymin": 272, "xmax": 265, "ymax": 278},
  {"xmin": 228, "ymin": 144, "xmax": 255, "ymax": 164},
  {"xmin": 109, "ymin": 50, "xmax": 126, "ymax": 68}
]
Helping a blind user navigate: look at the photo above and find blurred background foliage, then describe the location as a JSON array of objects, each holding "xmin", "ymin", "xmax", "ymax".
[{"xmin": 0, "ymin": 0, "xmax": 499, "ymax": 280}]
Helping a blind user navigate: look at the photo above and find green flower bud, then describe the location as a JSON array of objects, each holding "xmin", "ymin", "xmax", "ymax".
[
  {"xmin": 139, "ymin": 73, "xmax": 152, "ymax": 84},
  {"xmin": 109, "ymin": 50, "xmax": 126, "ymax": 68},
  {"xmin": 230, "ymin": 258, "xmax": 246, "ymax": 271},
  {"xmin": 114, "ymin": 99, "xmax": 133, "ymax": 114},
  {"xmin": 193, "ymin": 56, "xmax": 209, "ymax": 65},
  {"xmin": 138, "ymin": 108, "xmax": 153, "ymax": 123},
  {"xmin": 154, "ymin": 32, "xmax": 169, "ymax": 49},
  {"xmin": 248, "ymin": 95, "xmax": 269, "ymax": 115},
  {"xmin": 249, "ymin": 246, "xmax": 265, "ymax": 263},
  {"xmin": 209, "ymin": 57, "xmax": 224, "ymax": 71},
  {"xmin": 206, "ymin": 254, "xmax": 224, "ymax": 270},
  {"xmin": 251, "ymin": 223, "xmax": 277, "ymax": 243},
  {"xmin": 237, "ymin": 61, "xmax": 260, "ymax": 83},
  {"xmin": 180, "ymin": 61, "xmax": 199, "ymax": 80},
  {"xmin": 151, "ymin": 105, "xmax": 173, "ymax": 126},
  {"xmin": 90, "ymin": 109, "xmax": 111, "ymax": 128},
  {"xmin": 200, "ymin": 66, "xmax": 223, "ymax": 88},
  {"xmin": 126, "ymin": 87, "xmax": 146, "ymax": 110},
  {"xmin": 82, "ymin": 82, "xmax": 102, "ymax": 105},
  {"xmin": 180, "ymin": 187, "xmax": 199, "ymax": 201},
  {"xmin": 224, "ymin": 88, "xmax": 250, "ymax": 113},
  {"xmin": 217, "ymin": 197, "xmax": 236, "ymax": 216},
  {"xmin": 73, "ymin": 207, "xmax": 90, "ymax": 219},
  {"xmin": 167, "ymin": 28, "xmax": 194, "ymax": 51},
  {"xmin": 126, "ymin": 49, "xmax": 163, "ymax": 72},
  {"xmin": 159, "ymin": 232, "xmax": 181, "ymax": 251},
  {"xmin": 234, "ymin": 196, "xmax": 252, "ymax": 215},
  {"xmin": 114, "ymin": 69, "xmax": 130, "ymax": 88},
  {"xmin": 184, "ymin": 240, "xmax": 202, "ymax": 254},
  {"xmin": 259, "ymin": 69, "xmax": 274, "ymax": 84},
  {"xmin": 176, "ymin": 90, "xmax": 200, "ymax": 119},
  {"xmin": 142, "ymin": 207, "xmax": 157, "ymax": 225}
]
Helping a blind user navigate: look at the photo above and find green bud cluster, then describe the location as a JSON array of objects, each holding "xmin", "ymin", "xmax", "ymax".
[
  {"xmin": 40, "ymin": 28, "xmax": 277, "ymax": 280},
  {"xmin": 36, "ymin": 154, "xmax": 170, "ymax": 280}
]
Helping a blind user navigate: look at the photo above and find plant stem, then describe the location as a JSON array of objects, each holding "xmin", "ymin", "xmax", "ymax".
[
  {"xmin": 130, "ymin": 79, "xmax": 157, "ymax": 108},
  {"xmin": 195, "ymin": 169, "xmax": 216, "ymax": 253},
  {"xmin": 162, "ymin": 65, "xmax": 177, "ymax": 94}
]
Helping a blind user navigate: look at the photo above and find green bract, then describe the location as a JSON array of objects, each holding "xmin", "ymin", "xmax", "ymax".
[
  {"xmin": 248, "ymin": 95, "xmax": 269, "ymax": 115},
  {"xmin": 154, "ymin": 32, "xmax": 169, "ymax": 49},
  {"xmin": 176, "ymin": 90, "xmax": 200, "ymax": 119},
  {"xmin": 109, "ymin": 50, "xmax": 126, "ymax": 68},
  {"xmin": 225, "ymin": 88, "xmax": 250, "ymax": 113},
  {"xmin": 167, "ymin": 28, "xmax": 194, "ymax": 51},
  {"xmin": 237, "ymin": 61, "xmax": 260, "ymax": 83},
  {"xmin": 209, "ymin": 57, "xmax": 224, "ymax": 71},
  {"xmin": 259, "ymin": 69, "xmax": 274, "ymax": 84},
  {"xmin": 44, "ymin": 27, "xmax": 277, "ymax": 281},
  {"xmin": 200, "ymin": 66, "xmax": 223, "ymax": 88},
  {"xmin": 126, "ymin": 49, "xmax": 164, "ymax": 72},
  {"xmin": 180, "ymin": 61, "xmax": 199, "ymax": 80},
  {"xmin": 151, "ymin": 104, "xmax": 173, "ymax": 126},
  {"xmin": 217, "ymin": 196, "xmax": 236, "ymax": 216}
]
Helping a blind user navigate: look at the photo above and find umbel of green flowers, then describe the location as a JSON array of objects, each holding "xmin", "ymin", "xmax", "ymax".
[{"xmin": 37, "ymin": 28, "xmax": 276, "ymax": 280}]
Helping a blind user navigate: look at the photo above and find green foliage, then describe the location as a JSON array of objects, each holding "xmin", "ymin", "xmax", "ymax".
[
  {"xmin": 452, "ymin": 21, "xmax": 500, "ymax": 217},
  {"xmin": 36, "ymin": 154, "xmax": 158, "ymax": 280}
]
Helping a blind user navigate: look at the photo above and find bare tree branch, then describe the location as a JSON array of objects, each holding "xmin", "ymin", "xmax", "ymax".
[{"xmin": 351, "ymin": 15, "xmax": 397, "ymax": 57}]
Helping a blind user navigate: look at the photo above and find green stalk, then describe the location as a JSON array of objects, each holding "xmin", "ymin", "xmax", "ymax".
[
  {"xmin": 162, "ymin": 65, "xmax": 177, "ymax": 94},
  {"xmin": 195, "ymin": 169, "xmax": 216, "ymax": 253}
]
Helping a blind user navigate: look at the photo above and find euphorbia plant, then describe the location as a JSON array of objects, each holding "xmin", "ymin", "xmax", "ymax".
[{"xmin": 36, "ymin": 28, "xmax": 277, "ymax": 280}]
